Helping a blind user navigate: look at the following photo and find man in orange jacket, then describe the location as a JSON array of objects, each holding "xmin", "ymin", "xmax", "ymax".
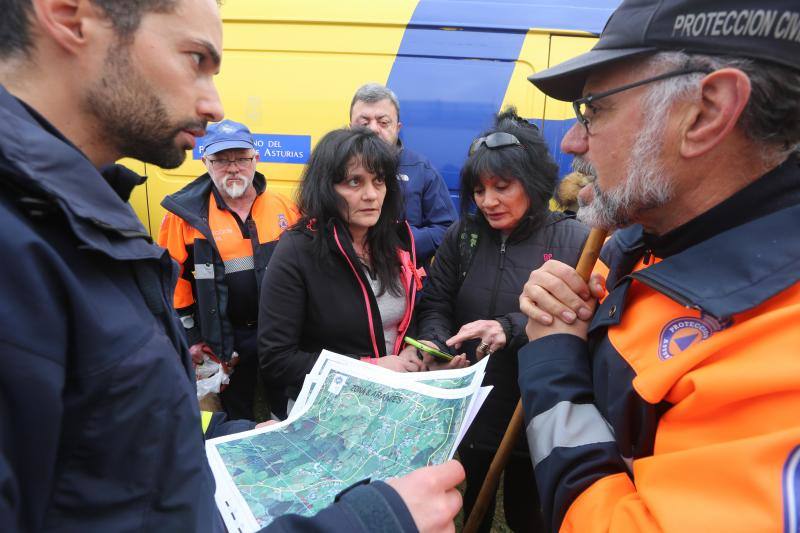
[
  {"xmin": 159, "ymin": 120, "xmax": 298, "ymax": 419},
  {"xmin": 517, "ymin": 0, "xmax": 800, "ymax": 531}
]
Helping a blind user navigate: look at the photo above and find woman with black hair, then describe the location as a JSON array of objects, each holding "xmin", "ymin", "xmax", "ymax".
[
  {"xmin": 257, "ymin": 127, "xmax": 425, "ymax": 417},
  {"xmin": 415, "ymin": 109, "xmax": 590, "ymax": 532}
]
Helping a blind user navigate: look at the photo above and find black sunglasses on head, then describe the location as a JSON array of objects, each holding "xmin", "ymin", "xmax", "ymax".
[{"xmin": 469, "ymin": 132, "xmax": 522, "ymax": 156}]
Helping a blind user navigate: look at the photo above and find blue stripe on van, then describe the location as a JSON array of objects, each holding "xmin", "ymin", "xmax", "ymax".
[
  {"xmin": 401, "ymin": 0, "xmax": 620, "ymax": 35},
  {"xmin": 386, "ymin": 1, "xmax": 618, "ymax": 196}
]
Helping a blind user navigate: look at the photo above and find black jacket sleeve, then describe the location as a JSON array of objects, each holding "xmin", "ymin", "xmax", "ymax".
[
  {"xmin": 0, "ymin": 200, "xmax": 68, "ymax": 532},
  {"xmin": 498, "ymin": 311, "xmax": 530, "ymax": 354},
  {"xmin": 263, "ymin": 481, "xmax": 418, "ymax": 532},
  {"xmin": 409, "ymin": 164, "xmax": 457, "ymax": 264},
  {"xmin": 257, "ymin": 233, "xmax": 321, "ymax": 392},
  {"xmin": 414, "ymin": 222, "xmax": 462, "ymax": 349}
]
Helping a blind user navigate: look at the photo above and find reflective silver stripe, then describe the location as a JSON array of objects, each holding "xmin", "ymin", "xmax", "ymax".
[
  {"xmin": 223, "ymin": 256, "xmax": 254, "ymax": 274},
  {"xmin": 195, "ymin": 263, "xmax": 214, "ymax": 280},
  {"xmin": 527, "ymin": 400, "xmax": 615, "ymax": 466}
]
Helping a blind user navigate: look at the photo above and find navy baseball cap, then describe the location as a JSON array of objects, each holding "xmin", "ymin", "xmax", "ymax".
[
  {"xmin": 202, "ymin": 120, "xmax": 255, "ymax": 156},
  {"xmin": 530, "ymin": 0, "xmax": 800, "ymax": 101}
]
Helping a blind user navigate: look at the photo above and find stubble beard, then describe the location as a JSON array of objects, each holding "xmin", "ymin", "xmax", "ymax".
[
  {"xmin": 82, "ymin": 42, "xmax": 205, "ymax": 169},
  {"xmin": 575, "ymin": 116, "xmax": 674, "ymax": 230}
]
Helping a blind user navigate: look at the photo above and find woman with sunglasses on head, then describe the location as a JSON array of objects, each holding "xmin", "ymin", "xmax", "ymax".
[
  {"xmin": 414, "ymin": 109, "xmax": 589, "ymax": 532},
  {"xmin": 257, "ymin": 127, "xmax": 425, "ymax": 418}
]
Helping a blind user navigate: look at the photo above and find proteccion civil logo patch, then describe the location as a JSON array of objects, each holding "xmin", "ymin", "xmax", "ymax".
[
  {"xmin": 658, "ymin": 313, "xmax": 732, "ymax": 361},
  {"xmin": 278, "ymin": 213, "xmax": 288, "ymax": 230}
]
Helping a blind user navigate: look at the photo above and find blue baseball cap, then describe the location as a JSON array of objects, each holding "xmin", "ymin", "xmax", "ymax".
[
  {"xmin": 530, "ymin": 0, "xmax": 800, "ymax": 102},
  {"xmin": 202, "ymin": 120, "xmax": 255, "ymax": 156}
]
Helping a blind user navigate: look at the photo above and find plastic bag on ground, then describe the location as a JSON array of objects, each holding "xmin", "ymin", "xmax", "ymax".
[{"xmin": 196, "ymin": 355, "xmax": 230, "ymax": 401}]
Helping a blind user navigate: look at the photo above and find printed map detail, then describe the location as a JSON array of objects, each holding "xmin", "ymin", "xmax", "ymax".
[{"xmin": 208, "ymin": 357, "xmax": 486, "ymax": 531}]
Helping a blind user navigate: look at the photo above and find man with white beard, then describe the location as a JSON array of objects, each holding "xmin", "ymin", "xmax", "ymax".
[
  {"xmin": 159, "ymin": 119, "xmax": 298, "ymax": 420},
  {"xmin": 514, "ymin": 0, "xmax": 800, "ymax": 531}
]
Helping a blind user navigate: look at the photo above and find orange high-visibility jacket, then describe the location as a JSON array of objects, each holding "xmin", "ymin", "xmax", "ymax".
[
  {"xmin": 158, "ymin": 172, "xmax": 298, "ymax": 360},
  {"xmin": 519, "ymin": 158, "xmax": 800, "ymax": 532}
]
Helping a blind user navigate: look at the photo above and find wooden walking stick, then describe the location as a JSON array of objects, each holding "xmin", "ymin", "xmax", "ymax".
[{"xmin": 463, "ymin": 227, "xmax": 608, "ymax": 533}]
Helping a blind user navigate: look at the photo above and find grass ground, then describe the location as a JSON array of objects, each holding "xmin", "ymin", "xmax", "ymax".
[{"xmin": 453, "ymin": 464, "xmax": 512, "ymax": 532}]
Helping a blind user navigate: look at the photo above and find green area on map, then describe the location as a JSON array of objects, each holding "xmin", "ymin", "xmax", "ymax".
[{"xmin": 215, "ymin": 370, "xmax": 472, "ymax": 527}]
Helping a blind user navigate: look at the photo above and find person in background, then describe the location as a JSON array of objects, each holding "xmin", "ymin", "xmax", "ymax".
[
  {"xmin": 0, "ymin": 0, "xmax": 464, "ymax": 530},
  {"xmin": 258, "ymin": 127, "xmax": 426, "ymax": 418},
  {"xmin": 554, "ymin": 171, "xmax": 590, "ymax": 216},
  {"xmin": 350, "ymin": 82, "xmax": 458, "ymax": 264},
  {"xmin": 415, "ymin": 109, "xmax": 589, "ymax": 532},
  {"xmin": 519, "ymin": 0, "xmax": 800, "ymax": 530},
  {"xmin": 159, "ymin": 119, "xmax": 298, "ymax": 419}
]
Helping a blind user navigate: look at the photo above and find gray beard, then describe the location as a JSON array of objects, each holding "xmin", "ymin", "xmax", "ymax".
[
  {"xmin": 222, "ymin": 181, "xmax": 248, "ymax": 199},
  {"xmin": 575, "ymin": 117, "xmax": 674, "ymax": 230}
]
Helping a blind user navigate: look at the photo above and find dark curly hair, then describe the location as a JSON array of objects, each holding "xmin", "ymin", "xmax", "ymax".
[
  {"xmin": 296, "ymin": 127, "xmax": 404, "ymax": 295},
  {"xmin": 460, "ymin": 107, "xmax": 559, "ymax": 230}
]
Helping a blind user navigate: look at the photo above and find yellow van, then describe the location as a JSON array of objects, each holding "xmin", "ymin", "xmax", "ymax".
[{"xmin": 129, "ymin": 0, "xmax": 620, "ymax": 234}]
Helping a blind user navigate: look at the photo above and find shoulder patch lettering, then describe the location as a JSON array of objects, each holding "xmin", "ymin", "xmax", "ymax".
[{"xmin": 658, "ymin": 313, "xmax": 732, "ymax": 361}]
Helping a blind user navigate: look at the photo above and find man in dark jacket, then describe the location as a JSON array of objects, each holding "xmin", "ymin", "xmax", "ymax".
[
  {"xmin": 350, "ymin": 83, "xmax": 458, "ymax": 263},
  {"xmin": 518, "ymin": 0, "xmax": 800, "ymax": 531},
  {"xmin": 0, "ymin": 0, "xmax": 463, "ymax": 531}
]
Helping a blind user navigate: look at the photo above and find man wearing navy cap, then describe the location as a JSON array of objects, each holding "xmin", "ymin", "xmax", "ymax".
[
  {"xmin": 516, "ymin": 0, "xmax": 800, "ymax": 530},
  {"xmin": 159, "ymin": 119, "xmax": 299, "ymax": 420}
]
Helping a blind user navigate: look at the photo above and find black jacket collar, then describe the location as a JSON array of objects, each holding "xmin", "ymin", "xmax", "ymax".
[
  {"xmin": 644, "ymin": 154, "xmax": 800, "ymax": 258},
  {"xmin": 0, "ymin": 85, "xmax": 158, "ymax": 260},
  {"xmin": 602, "ymin": 156, "xmax": 800, "ymax": 319},
  {"xmin": 475, "ymin": 209, "xmax": 572, "ymax": 244}
]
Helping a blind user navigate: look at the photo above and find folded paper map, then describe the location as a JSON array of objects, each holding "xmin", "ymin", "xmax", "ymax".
[{"xmin": 206, "ymin": 351, "xmax": 490, "ymax": 532}]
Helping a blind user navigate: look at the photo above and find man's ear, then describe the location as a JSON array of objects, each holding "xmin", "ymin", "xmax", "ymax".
[
  {"xmin": 680, "ymin": 68, "xmax": 751, "ymax": 159},
  {"xmin": 31, "ymin": 0, "xmax": 105, "ymax": 54}
]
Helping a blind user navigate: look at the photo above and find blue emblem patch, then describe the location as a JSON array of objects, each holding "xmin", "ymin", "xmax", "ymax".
[
  {"xmin": 278, "ymin": 214, "xmax": 288, "ymax": 230},
  {"xmin": 658, "ymin": 313, "xmax": 731, "ymax": 361},
  {"xmin": 785, "ymin": 446, "xmax": 800, "ymax": 533}
]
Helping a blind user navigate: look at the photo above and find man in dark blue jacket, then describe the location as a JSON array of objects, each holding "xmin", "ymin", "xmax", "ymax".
[
  {"xmin": 350, "ymin": 83, "xmax": 457, "ymax": 263},
  {"xmin": 0, "ymin": 0, "xmax": 463, "ymax": 531},
  {"xmin": 517, "ymin": 0, "xmax": 800, "ymax": 531}
]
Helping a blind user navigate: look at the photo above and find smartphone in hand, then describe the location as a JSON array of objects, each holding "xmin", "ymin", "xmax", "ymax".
[{"xmin": 403, "ymin": 336, "xmax": 454, "ymax": 362}]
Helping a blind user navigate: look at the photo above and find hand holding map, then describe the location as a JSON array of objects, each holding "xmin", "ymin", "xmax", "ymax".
[
  {"xmin": 387, "ymin": 460, "xmax": 465, "ymax": 533},
  {"xmin": 206, "ymin": 350, "xmax": 490, "ymax": 532}
]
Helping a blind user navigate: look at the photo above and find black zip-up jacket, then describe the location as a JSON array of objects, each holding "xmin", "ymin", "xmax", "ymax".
[
  {"xmin": 258, "ymin": 219, "xmax": 421, "ymax": 406},
  {"xmin": 416, "ymin": 211, "xmax": 589, "ymax": 453}
]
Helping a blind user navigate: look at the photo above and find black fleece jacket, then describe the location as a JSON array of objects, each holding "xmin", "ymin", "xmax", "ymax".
[
  {"xmin": 258, "ymin": 219, "xmax": 419, "ymax": 407},
  {"xmin": 416, "ymin": 211, "xmax": 589, "ymax": 453}
]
